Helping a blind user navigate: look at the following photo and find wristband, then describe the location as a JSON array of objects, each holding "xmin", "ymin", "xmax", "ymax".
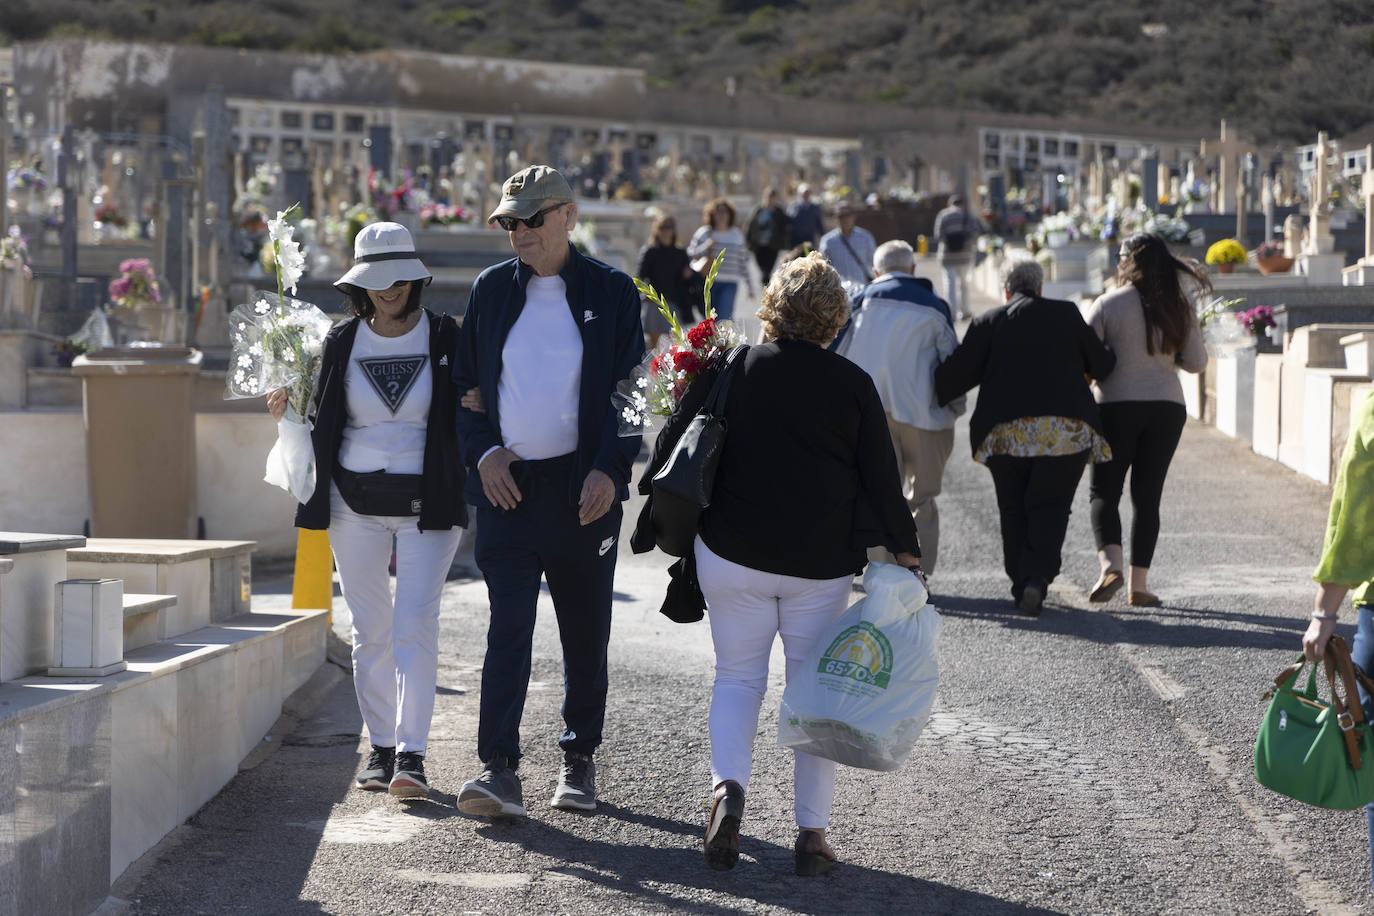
[{"xmin": 1312, "ymin": 613, "xmax": 1340, "ymax": 622}]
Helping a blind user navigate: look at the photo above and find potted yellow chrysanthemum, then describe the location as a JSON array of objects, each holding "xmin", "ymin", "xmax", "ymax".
[{"xmin": 1205, "ymin": 238, "xmax": 1247, "ymax": 274}]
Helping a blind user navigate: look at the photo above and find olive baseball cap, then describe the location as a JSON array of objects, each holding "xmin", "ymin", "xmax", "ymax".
[{"xmin": 487, "ymin": 165, "xmax": 574, "ymax": 223}]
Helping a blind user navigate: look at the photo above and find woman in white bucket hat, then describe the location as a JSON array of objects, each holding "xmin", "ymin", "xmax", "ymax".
[{"xmin": 268, "ymin": 221, "xmax": 466, "ymax": 798}]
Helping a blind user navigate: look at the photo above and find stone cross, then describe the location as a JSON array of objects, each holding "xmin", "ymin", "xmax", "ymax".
[
  {"xmin": 1201, "ymin": 119, "xmax": 1251, "ymax": 213},
  {"xmin": 1361, "ymin": 145, "xmax": 1374, "ymax": 265},
  {"xmin": 1308, "ymin": 131, "xmax": 1336, "ymax": 255}
]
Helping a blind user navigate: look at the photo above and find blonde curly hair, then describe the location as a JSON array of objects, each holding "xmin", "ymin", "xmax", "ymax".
[{"xmin": 756, "ymin": 251, "xmax": 850, "ymax": 345}]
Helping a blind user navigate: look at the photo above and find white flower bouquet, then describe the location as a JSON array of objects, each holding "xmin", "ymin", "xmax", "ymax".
[{"xmin": 224, "ymin": 206, "xmax": 335, "ymax": 502}]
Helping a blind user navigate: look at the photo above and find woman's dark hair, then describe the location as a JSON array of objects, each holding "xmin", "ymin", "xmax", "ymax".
[
  {"xmin": 702, "ymin": 197, "xmax": 736, "ymax": 230},
  {"xmin": 648, "ymin": 214, "xmax": 677, "ymax": 246},
  {"xmin": 341, "ymin": 281, "xmax": 425, "ymax": 321},
  {"xmin": 1116, "ymin": 232, "xmax": 1212, "ymax": 356}
]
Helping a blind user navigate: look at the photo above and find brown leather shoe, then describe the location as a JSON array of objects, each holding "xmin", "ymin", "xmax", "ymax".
[
  {"xmin": 1089, "ymin": 570, "xmax": 1124, "ymax": 603},
  {"xmin": 1129, "ymin": 590, "xmax": 1161, "ymax": 607},
  {"xmin": 703, "ymin": 780, "xmax": 745, "ymax": 871}
]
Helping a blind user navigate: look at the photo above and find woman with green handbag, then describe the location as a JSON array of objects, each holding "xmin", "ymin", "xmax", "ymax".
[{"xmin": 1302, "ymin": 388, "xmax": 1374, "ymax": 885}]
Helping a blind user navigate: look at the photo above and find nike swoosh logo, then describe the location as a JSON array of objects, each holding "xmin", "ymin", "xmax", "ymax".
[{"xmin": 598, "ymin": 536, "xmax": 615, "ymax": 557}]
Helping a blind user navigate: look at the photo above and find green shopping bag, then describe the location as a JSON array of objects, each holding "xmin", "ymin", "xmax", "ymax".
[{"xmin": 1253, "ymin": 635, "xmax": 1374, "ymax": 810}]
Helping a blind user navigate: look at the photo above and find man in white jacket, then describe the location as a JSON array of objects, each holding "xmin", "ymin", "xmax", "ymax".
[{"xmin": 840, "ymin": 240, "xmax": 964, "ymax": 574}]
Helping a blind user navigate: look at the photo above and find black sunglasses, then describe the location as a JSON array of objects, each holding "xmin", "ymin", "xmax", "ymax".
[{"xmin": 495, "ymin": 201, "xmax": 569, "ymax": 232}]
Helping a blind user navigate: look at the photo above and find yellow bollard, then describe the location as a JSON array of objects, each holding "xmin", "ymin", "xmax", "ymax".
[
  {"xmin": 292, "ymin": 528, "xmax": 335, "ymax": 622},
  {"xmin": 916, "ymin": 234, "xmax": 929, "ymax": 255}
]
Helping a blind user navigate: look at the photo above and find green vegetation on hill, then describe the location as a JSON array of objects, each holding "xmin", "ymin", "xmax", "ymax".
[{"xmin": 3, "ymin": 0, "xmax": 1373, "ymax": 143}]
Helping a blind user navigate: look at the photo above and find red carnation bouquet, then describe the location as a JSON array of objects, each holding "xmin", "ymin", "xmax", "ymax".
[{"xmin": 614, "ymin": 250, "xmax": 744, "ymax": 435}]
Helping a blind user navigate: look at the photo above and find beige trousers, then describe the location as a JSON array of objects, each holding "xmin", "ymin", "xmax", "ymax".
[{"xmin": 867, "ymin": 417, "xmax": 955, "ymax": 575}]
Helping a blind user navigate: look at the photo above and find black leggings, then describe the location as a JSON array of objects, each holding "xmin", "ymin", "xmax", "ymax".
[{"xmin": 1089, "ymin": 400, "xmax": 1187, "ymax": 568}]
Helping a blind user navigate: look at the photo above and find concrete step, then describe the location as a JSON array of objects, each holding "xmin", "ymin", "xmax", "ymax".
[{"xmin": 123, "ymin": 592, "xmax": 178, "ymax": 653}]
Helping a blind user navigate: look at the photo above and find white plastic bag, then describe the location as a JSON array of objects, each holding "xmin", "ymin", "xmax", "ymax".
[
  {"xmin": 777, "ymin": 562, "xmax": 941, "ymax": 771},
  {"xmin": 263, "ymin": 405, "xmax": 316, "ymax": 504}
]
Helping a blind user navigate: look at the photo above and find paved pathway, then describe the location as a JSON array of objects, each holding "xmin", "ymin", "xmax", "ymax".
[{"xmin": 112, "ymin": 297, "xmax": 1370, "ymax": 915}]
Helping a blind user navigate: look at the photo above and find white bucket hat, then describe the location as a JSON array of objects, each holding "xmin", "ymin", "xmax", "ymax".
[{"xmin": 334, "ymin": 222, "xmax": 433, "ymax": 291}]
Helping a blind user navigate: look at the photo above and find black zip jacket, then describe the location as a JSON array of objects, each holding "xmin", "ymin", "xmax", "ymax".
[{"xmin": 295, "ymin": 309, "xmax": 467, "ymax": 531}]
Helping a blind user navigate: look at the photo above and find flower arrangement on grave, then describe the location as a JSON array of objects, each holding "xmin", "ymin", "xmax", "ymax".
[
  {"xmin": 612, "ymin": 251, "xmax": 744, "ymax": 434},
  {"xmin": 6, "ymin": 163, "xmax": 47, "ymax": 192},
  {"xmin": 0, "ymin": 226, "xmax": 30, "ymax": 275},
  {"xmin": 367, "ymin": 168, "xmax": 412, "ymax": 219},
  {"xmin": 53, "ymin": 338, "xmax": 88, "ymax": 368},
  {"xmin": 1237, "ymin": 304, "xmax": 1276, "ymax": 338},
  {"xmin": 108, "ymin": 258, "xmax": 161, "ymax": 309},
  {"xmin": 1196, "ymin": 295, "xmax": 1247, "ymax": 353},
  {"xmin": 419, "ymin": 202, "xmax": 471, "ymax": 227},
  {"xmin": 1205, "ymin": 238, "xmax": 1247, "ymax": 265},
  {"xmin": 1253, "ymin": 239, "xmax": 1284, "ymax": 260},
  {"xmin": 224, "ymin": 205, "xmax": 334, "ymax": 503},
  {"xmin": 1139, "ymin": 212, "xmax": 1191, "ymax": 243},
  {"xmin": 94, "ymin": 203, "xmax": 127, "ymax": 228}
]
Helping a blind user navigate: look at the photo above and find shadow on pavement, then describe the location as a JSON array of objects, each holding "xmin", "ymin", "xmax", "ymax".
[
  {"xmin": 933, "ymin": 593, "xmax": 1309, "ymax": 652},
  {"xmin": 469, "ymin": 812, "xmax": 1067, "ymax": 915}
]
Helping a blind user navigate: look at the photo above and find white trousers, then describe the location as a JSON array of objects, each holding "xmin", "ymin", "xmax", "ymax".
[
  {"xmin": 942, "ymin": 261, "xmax": 971, "ymax": 318},
  {"xmin": 694, "ymin": 536, "xmax": 853, "ymax": 829},
  {"xmin": 329, "ymin": 485, "xmax": 462, "ymax": 754}
]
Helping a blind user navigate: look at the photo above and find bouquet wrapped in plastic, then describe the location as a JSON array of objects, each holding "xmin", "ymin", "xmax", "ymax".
[
  {"xmin": 613, "ymin": 250, "xmax": 745, "ymax": 435},
  {"xmin": 223, "ymin": 206, "xmax": 334, "ymax": 503}
]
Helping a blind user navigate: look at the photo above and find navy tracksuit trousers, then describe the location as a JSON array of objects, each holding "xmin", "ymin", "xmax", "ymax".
[{"xmin": 473, "ymin": 453, "xmax": 622, "ymax": 766}]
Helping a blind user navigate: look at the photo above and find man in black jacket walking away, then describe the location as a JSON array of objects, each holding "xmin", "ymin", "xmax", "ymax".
[{"xmin": 452, "ymin": 166, "xmax": 644, "ymax": 817}]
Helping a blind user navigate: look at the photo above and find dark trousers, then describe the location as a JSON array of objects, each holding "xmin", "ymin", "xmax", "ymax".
[
  {"xmin": 1089, "ymin": 401, "xmax": 1186, "ymax": 568},
  {"xmin": 473, "ymin": 454, "xmax": 622, "ymax": 766},
  {"xmin": 753, "ymin": 247, "xmax": 781, "ymax": 282},
  {"xmin": 986, "ymin": 451, "xmax": 1089, "ymax": 593}
]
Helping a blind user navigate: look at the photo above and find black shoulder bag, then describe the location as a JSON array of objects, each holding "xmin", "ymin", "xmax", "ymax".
[{"xmin": 650, "ymin": 345, "xmax": 748, "ymax": 558}]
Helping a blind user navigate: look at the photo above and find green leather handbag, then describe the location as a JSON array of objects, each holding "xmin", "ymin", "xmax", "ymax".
[{"xmin": 1254, "ymin": 635, "xmax": 1374, "ymax": 810}]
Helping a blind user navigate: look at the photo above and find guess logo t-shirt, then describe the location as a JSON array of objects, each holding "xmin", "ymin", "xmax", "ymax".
[{"xmin": 339, "ymin": 317, "xmax": 430, "ymax": 475}]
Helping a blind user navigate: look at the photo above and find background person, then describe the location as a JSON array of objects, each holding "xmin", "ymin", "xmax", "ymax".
[
  {"xmin": 933, "ymin": 193, "xmax": 981, "ymax": 320},
  {"xmin": 635, "ymin": 214, "xmax": 691, "ymax": 351},
  {"xmin": 686, "ymin": 197, "xmax": 755, "ymax": 321},
  {"xmin": 840, "ymin": 240, "xmax": 962, "ymax": 576},
  {"xmin": 452, "ymin": 165, "xmax": 643, "ymax": 819},
  {"xmin": 818, "ymin": 201, "xmax": 876, "ymax": 291},
  {"xmin": 745, "ymin": 186, "xmax": 790, "ymax": 282},
  {"xmin": 268, "ymin": 221, "xmax": 465, "ymax": 799},
  {"xmin": 934, "ymin": 257, "xmax": 1115, "ymax": 616},
  {"xmin": 1084, "ymin": 232, "xmax": 1210, "ymax": 607},
  {"xmin": 1301, "ymin": 390, "xmax": 1374, "ymax": 890},
  {"xmin": 786, "ymin": 183, "xmax": 824, "ymax": 249},
  {"xmin": 641, "ymin": 252, "xmax": 923, "ymax": 876}
]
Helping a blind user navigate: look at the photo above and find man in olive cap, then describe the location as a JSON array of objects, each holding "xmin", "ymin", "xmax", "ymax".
[{"xmin": 453, "ymin": 165, "xmax": 644, "ymax": 818}]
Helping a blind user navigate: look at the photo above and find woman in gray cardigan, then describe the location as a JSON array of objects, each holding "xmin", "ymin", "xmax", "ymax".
[{"xmin": 1084, "ymin": 233, "xmax": 1210, "ymax": 607}]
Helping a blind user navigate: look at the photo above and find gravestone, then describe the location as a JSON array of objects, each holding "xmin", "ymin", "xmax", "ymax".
[
  {"xmin": 1341, "ymin": 145, "xmax": 1374, "ymax": 286},
  {"xmin": 368, "ymin": 125, "xmax": 392, "ymax": 177},
  {"xmin": 1142, "ymin": 156, "xmax": 1159, "ymax": 213}
]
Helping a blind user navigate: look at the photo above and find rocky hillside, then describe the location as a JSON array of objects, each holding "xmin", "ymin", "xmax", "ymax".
[{"xmin": 3, "ymin": 0, "xmax": 1372, "ymax": 142}]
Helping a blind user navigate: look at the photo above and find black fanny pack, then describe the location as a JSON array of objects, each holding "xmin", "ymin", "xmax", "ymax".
[{"xmin": 334, "ymin": 466, "xmax": 423, "ymax": 517}]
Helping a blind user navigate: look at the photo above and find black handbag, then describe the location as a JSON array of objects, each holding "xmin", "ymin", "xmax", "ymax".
[
  {"xmin": 334, "ymin": 466, "xmax": 424, "ymax": 517},
  {"xmin": 660, "ymin": 553, "xmax": 707, "ymax": 623},
  {"xmin": 650, "ymin": 345, "xmax": 748, "ymax": 557}
]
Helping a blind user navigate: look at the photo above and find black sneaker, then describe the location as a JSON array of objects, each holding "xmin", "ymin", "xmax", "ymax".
[
  {"xmin": 389, "ymin": 751, "xmax": 428, "ymax": 798},
  {"xmin": 458, "ymin": 759, "xmax": 526, "ymax": 817},
  {"xmin": 550, "ymin": 752, "xmax": 597, "ymax": 811},
  {"xmin": 1017, "ymin": 578, "xmax": 1046, "ymax": 617},
  {"xmin": 356, "ymin": 745, "xmax": 394, "ymax": 791}
]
